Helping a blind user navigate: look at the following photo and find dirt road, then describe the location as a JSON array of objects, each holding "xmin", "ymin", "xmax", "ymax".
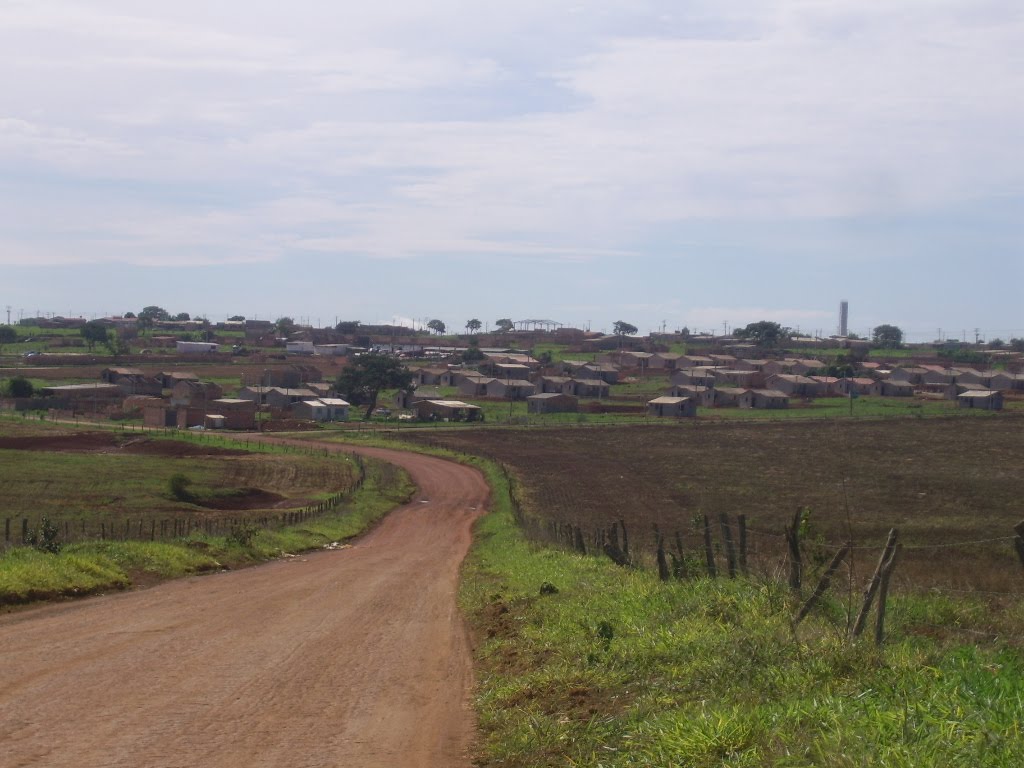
[{"xmin": 0, "ymin": 443, "xmax": 489, "ymax": 768}]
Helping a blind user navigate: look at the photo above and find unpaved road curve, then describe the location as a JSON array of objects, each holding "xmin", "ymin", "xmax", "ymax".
[{"xmin": 0, "ymin": 442, "xmax": 489, "ymax": 768}]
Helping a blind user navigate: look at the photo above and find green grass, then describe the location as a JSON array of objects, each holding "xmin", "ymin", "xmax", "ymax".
[
  {"xmin": 0, "ymin": 457, "xmax": 413, "ymax": 606},
  {"xmin": 461, "ymin": 467, "xmax": 1024, "ymax": 767}
]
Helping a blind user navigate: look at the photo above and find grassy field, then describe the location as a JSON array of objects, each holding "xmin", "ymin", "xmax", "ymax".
[
  {"xmin": 0, "ymin": 420, "xmax": 363, "ymax": 544},
  {"xmin": 0, "ymin": 456, "xmax": 413, "ymax": 606},
  {"xmin": 462, "ymin": 470, "xmax": 1024, "ymax": 766}
]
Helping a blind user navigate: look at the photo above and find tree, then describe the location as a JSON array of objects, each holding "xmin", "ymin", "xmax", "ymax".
[
  {"xmin": 335, "ymin": 354, "xmax": 414, "ymax": 419},
  {"xmin": 1010, "ymin": 338, "xmax": 1024, "ymax": 353},
  {"xmin": 872, "ymin": 324, "xmax": 904, "ymax": 349},
  {"xmin": 989, "ymin": 338, "xmax": 1005, "ymax": 349},
  {"xmin": 465, "ymin": 318, "xmax": 482, "ymax": 334},
  {"xmin": 462, "ymin": 338, "xmax": 485, "ymax": 363},
  {"xmin": 275, "ymin": 317, "xmax": 296, "ymax": 337},
  {"xmin": 734, "ymin": 321, "xmax": 791, "ymax": 349},
  {"xmin": 613, "ymin": 320, "xmax": 638, "ymax": 336},
  {"xmin": 80, "ymin": 321, "xmax": 110, "ymax": 351},
  {"xmin": 137, "ymin": 305, "xmax": 169, "ymax": 332},
  {"xmin": 173, "ymin": 312, "xmax": 191, "ymax": 321},
  {"xmin": 495, "ymin": 318, "xmax": 514, "ymax": 333},
  {"xmin": 427, "ymin": 319, "xmax": 446, "ymax": 336},
  {"xmin": 0, "ymin": 325, "xmax": 17, "ymax": 351},
  {"xmin": 336, "ymin": 320, "xmax": 361, "ymax": 334},
  {"xmin": 5, "ymin": 376, "xmax": 33, "ymax": 398},
  {"xmin": 123, "ymin": 311, "xmax": 136, "ymax": 318}
]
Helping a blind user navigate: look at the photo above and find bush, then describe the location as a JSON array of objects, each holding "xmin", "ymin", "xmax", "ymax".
[{"xmin": 168, "ymin": 473, "xmax": 195, "ymax": 502}]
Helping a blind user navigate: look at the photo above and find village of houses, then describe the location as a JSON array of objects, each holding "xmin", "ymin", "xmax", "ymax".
[{"xmin": 21, "ymin": 332, "xmax": 1020, "ymax": 430}]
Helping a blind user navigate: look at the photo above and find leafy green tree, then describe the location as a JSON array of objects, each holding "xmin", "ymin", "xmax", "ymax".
[
  {"xmin": 495, "ymin": 318, "xmax": 514, "ymax": 333},
  {"xmin": 123, "ymin": 311, "xmax": 136, "ymax": 318},
  {"xmin": 173, "ymin": 312, "xmax": 191, "ymax": 321},
  {"xmin": 872, "ymin": 324, "xmax": 904, "ymax": 349},
  {"xmin": 613, "ymin": 320, "xmax": 638, "ymax": 336},
  {"xmin": 275, "ymin": 317, "xmax": 297, "ymax": 337},
  {"xmin": 6, "ymin": 376, "xmax": 34, "ymax": 398},
  {"xmin": 80, "ymin": 321, "xmax": 110, "ymax": 351},
  {"xmin": 335, "ymin": 354, "xmax": 414, "ymax": 419},
  {"xmin": 427, "ymin": 319, "xmax": 446, "ymax": 336},
  {"xmin": 989, "ymin": 338, "xmax": 1005, "ymax": 349},
  {"xmin": 1010, "ymin": 338, "xmax": 1024, "ymax": 353},
  {"xmin": 465, "ymin": 318, "xmax": 482, "ymax": 334},
  {"xmin": 0, "ymin": 325, "xmax": 17, "ymax": 351},
  {"xmin": 137, "ymin": 306, "xmax": 169, "ymax": 332},
  {"xmin": 734, "ymin": 321, "xmax": 791, "ymax": 349}
]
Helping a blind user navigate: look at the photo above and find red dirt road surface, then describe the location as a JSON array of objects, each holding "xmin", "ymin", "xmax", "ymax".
[{"xmin": 0, "ymin": 443, "xmax": 489, "ymax": 768}]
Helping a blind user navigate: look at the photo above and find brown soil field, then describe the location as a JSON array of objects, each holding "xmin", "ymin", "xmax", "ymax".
[{"xmin": 400, "ymin": 415, "xmax": 1024, "ymax": 591}]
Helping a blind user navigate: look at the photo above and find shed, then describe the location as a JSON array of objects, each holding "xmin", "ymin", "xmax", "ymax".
[
  {"xmin": 957, "ymin": 390, "xmax": 1003, "ymax": 411},
  {"xmin": 413, "ymin": 400, "xmax": 483, "ymax": 422},
  {"xmin": 647, "ymin": 396, "xmax": 696, "ymax": 418},
  {"xmin": 739, "ymin": 389, "xmax": 789, "ymax": 409},
  {"xmin": 527, "ymin": 393, "xmax": 579, "ymax": 414},
  {"xmin": 208, "ymin": 398, "xmax": 257, "ymax": 429}
]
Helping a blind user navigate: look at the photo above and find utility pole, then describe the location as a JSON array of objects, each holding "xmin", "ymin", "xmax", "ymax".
[{"xmin": 5, "ymin": 305, "xmax": 10, "ymax": 325}]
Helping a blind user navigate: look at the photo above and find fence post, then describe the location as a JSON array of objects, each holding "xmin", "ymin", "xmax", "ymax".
[
  {"xmin": 852, "ymin": 528, "xmax": 899, "ymax": 639},
  {"xmin": 874, "ymin": 543, "xmax": 901, "ymax": 646},
  {"xmin": 737, "ymin": 514, "xmax": 748, "ymax": 576},
  {"xmin": 1014, "ymin": 520, "xmax": 1024, "ymax": 568},
  {"xmin": 794, "ymin": 544, "xmax": 850, "ymax": 626},
  {"xmin": 702, "ymin": 515, "xmax": 717, "ymax": 578},
  {"xmin": 22, "ymin": 518, "xmax": 29, "ymax": 545},
  {"xmin": 4, "ymin": 518, "xmax": 9, "ymax": 544},
  {"xmin": 672, "ymin": 530, "xmax": 688, "ymax": 579},
  {"xmin": 785, "ymin": 509, "xmax": 803, "ymax": 594},
  {"xmin": 719, "ymin": 514, "xmax": 738, "ymax": 578},
  {"xmin": 653, "ymin": 525, "xmax": 670, "ymax": 581}
]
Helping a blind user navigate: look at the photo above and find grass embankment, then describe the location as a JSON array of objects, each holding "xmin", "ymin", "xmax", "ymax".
[
  {"xmin": 462, "ymin": 463, "xmax": 1024, "ymax": 767},
  {"xmin": 0, "ymin": 458, "xmax": 413, "ymax": 607}
]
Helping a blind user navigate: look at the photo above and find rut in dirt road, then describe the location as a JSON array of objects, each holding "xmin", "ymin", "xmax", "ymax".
[{"xmin": 0, "ymin": 444, "xmax": 489, "ymax": 768}]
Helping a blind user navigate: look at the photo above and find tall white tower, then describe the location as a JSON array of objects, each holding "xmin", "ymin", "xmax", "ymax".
[{"xmin": 839, "ymin": 300, "xmax": 849, "ymax": 337}]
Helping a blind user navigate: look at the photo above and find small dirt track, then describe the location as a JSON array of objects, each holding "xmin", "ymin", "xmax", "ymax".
[{"xmin": 0, "ymin": 442, "xmax": 489, "ymax": 768}]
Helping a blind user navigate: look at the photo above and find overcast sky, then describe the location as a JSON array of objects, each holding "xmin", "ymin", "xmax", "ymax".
[{"xmin": 2, "ymin": 0, "xmax": 1021, "ymax": 340}]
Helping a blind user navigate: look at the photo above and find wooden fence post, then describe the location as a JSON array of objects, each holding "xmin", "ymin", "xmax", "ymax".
[
  {"xmin": 785, "ymin": 509, "xmax": 803, "ymax": 594},
  {"xmin": 719, "ymin": 514, "xmax": 738, "ymax": 578},
  {"xmin": 620, "ymin": 520, "xmax": 630, "ymax": 563},
  {"xmin": 1014, "ymin": 521, "xmax": 1024, "ymax": 568},
  {"xmin": 794, "ymin": 544, "xmax": 850, "ymax": 626},
  {"xmin": 4, "ymin": 518, "xmax": 9, "ymax": 544},
  {"xmin": 672, "ymin": 531, "xmax": 688, "ymax": 579},
  {"xmin": 852, "ymin": 528, "xmax": 899, "ymax": 639},
  {"xmin": 874, "ymin": 543, "xmax": 901, "ymax": 646},
  {"xmin": 654, "ymin": 525, "xmax": 670, "ymax": 582},
  {"xmin": 702, "ymin": 515, "xmax": 717, "ymax": 578},
  {"xmin": 737, "ymin": 514, "xmax": 748, "ymax": 576}
]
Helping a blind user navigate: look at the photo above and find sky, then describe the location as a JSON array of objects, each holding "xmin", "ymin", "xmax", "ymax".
[{"xmin": 1, "ymin": 0, "xmax": 1022, "ymax": 342}]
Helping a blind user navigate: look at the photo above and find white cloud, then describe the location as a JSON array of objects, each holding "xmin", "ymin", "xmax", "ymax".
[{"xmin": 0, "ymin": 0, "xmax": 1021, "ymax": 276}]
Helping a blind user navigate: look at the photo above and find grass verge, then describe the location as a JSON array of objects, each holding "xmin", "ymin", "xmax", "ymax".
[
  {"xmin": 0, "ymin": 458, "xmax": 413, "ymax": 607},
  {"xmin": 461, "ymin": 460, "xmax": 1024, "ymax": 767}
]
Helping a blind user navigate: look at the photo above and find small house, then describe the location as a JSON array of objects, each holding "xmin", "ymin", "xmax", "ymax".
[
  {"xmin": 957, "ymin": 390, "xmax": 1003, "ymax": 411},
  {"xmin": 870, "ymin": 380, "xmax": 914, "ymax": 398},
  {"xmin": 739, "ymin": 389, "xmax": 789, "ymax": 409},
  {"xmin": 526, "ymin": 393, "xmax": 579, "ymax": 414},
  {"xmin": 413, "ymin": 400, "xmax": 483, "ymax": 422},
  {"xmin": 207, "ymin": 398, "xmax": 257, "ymax": 429},
  {"xmin": 647, "ymin": 396, "xmax": 696, "ymax": 418},
  {"xmin": 487, "ymin": 379, "xmax": 536, "ymax": 400}
]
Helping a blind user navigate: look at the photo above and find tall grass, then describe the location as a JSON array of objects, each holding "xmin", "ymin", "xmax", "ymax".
[{"xmin": 462, "ymin": 460, "xmax": 1024, "ymax": 767}]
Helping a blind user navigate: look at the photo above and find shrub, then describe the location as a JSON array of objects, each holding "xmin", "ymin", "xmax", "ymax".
[{"xmin": 168, "ymin": 473, "xmax": 195, "ymax": 502}]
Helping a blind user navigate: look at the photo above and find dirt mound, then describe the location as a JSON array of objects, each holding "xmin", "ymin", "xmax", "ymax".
[
  {"xmin": 0, "ymin": 431, "xmax": 248, "ymax": 456},
  {"xmin": 198, "ymin": 487, "xmax": 288, "ymax": 510}
]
